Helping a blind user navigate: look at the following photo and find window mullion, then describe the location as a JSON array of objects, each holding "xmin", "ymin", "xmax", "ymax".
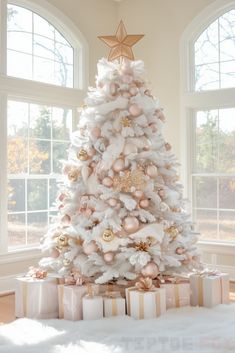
[{"xmin": 0, "ymin": 93, "xmax": 8, "ymax": 254}]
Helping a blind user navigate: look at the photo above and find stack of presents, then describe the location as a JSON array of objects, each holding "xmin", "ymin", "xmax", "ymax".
[{"xmin": 15, "ymin": 268, "xmax": 230, "ymax": 321}]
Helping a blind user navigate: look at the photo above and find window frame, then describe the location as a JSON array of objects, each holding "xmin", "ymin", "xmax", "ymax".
[
  {"xmin": 180, "ymin": 0, "xmax": 235, "ymax": 258},
  {"xmin": 0, "ymin": 0, "xmax": 88, "ymax": 262}
]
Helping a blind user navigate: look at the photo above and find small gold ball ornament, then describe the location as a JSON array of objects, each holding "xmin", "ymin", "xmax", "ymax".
[
  {"xmin": 68, "ymin": 168, "xmax": 80, "ymax": 182},
  {"xmin": 63, "ymin": 258, "xmax": 71, "ymax": 267},
  {"xmin": 165, "ymin": 226, "xmax": 179, "ymax": 241},
  {"xmin": 102, "ymin": 228, "xmax": 115, "ymax": 242},
  {"xmin": 77, "ymin": 149, "xmax": 88, "ymax": 161},
  {"xmin": 57, "ymin": 234, "xmax": 69, "ymax": 247}
]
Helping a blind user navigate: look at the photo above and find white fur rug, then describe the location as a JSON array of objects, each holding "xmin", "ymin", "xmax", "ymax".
[{"xmin": 0, "ymin": 305, "xmax": 235, "ymax": 353}]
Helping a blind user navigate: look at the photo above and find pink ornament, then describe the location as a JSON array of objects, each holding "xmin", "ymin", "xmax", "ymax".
[
  {"xmin": 102, "ymin": 177, "xmax": 113, "ymax": 187},
  {"xmin": 122, "ymin": 91, "xmax": 131, "ymax": 99},
  {"xmin": 123, "ymin": 143, "xmax": 138, "ymax": 155},
  {"xmin": 149, "ymin": 123, "xmax": 158, "ymax": 132},
  {"xmin": 83, "ymin": 241, "xmax": 98, "ymax": 255},
  {"xmin": 108, "ymin": 198, "xmax": 118, "ymax": 207},
  {"xmin": 146, "ymin": 165, "xmax": 158, "ymax": 178},
  {"xmin": 84, "ymin": 208, "xmax": 93, "ymax": 217},
  {"xmin": 87, "ymin": 147, "xmax": 96, "ymax": 157},
  {"xmin": 133, "ymin": 190, "xmax": 144, "ymax": 199},
  {"xmin": 123, "ymin": 216, "xmax": 139, "ymax": 233},
  {"xmin": 91, "ymin": 127, "xmax": 101, "ymax": 138},
  {"xmin": 155, "ymin": 109, "xmax": 166, "ymax": 122},
  {"xmin": 176, "ymin": 247, "xmax": 185, "ymax": 255},
  {"xmin": 165, "ymin": 143, "xmax": 171, "ymax": 151},
  {"xmin": 130, "ymin": 86, "xmax": 138, "ymax": 96},
  {"xmin": 58, "ymin": 193, "xmax": 66, "ymax": 202},
  {"xmin": 51, "ymin": 248, "xmax": 60, "ymax": 258},
  {"xmin": 103, "ymin": 252, "xmax": 114, "ymax": 263},
  {"xmin": 139, "ymin": 199, "xmax": 149, "ymax": 208},
  {"xmin": 122, "ymin": 74, "xmax": 133, "ymax": 84},
  {"xmin": 113, "ymin": 158, "xmax": 125, "ymax": 172},
  {"xmin": 141, "ymin": 261, "xmax": 159, "ymax": 279},
  {"xmin": 129, "ymin": 104, "xmax": 142, "ymax": 117},
  {"xmin": 61, "ymin": 214, "xmax": 71, "ymax": 224},
  {"xmin": 158, "ymin": 189, "xmax": 166, "ymax": 198}
]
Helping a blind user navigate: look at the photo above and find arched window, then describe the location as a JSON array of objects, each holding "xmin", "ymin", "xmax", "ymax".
[
  {"xmin": 181, "ymin": 1, "xmax": 235, "ymax": 252},
  {"xmin": 0, "ymin": 0, "xmax": 88, "ymax": 259}
]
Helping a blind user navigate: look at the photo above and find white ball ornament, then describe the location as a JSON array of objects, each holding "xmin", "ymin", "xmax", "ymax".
[
  {"xmin": 83, "ymin": 241, "xmax": 98, "ymax": 255},
  {"xmin": 146, "ymin": 165, "xmax": 158, "ymax": 178},
  {"xmin": 102, "ymin": 177, "xmax": 113, "ymax": 187},
  {"xmin": 103, "ymin": 252, "xmax": 114, "ymax": 263},
  {"xmin": 139, "ymin": 199, "xmax": 149, "ymax": 208},
  {"xmin": 123, "ymin": 216, "xmax": 139, "ymax": 233},
  {"xmin": 133, "ymin": 190, "xmax": 144, "ymax": 199},
  {"xmin": 141, "ymin": 261, "xmax": 159, "ymax": 279},
  {"xmin": 108, "ymin": 198, "xmax": 118, "ymax": 207},
  {"xmin": 129, "ymin": 104, "xmax": 142, "ymax": 117},
  {"xmin": 113, "ymin": 158, "xmax": 125, "ymax": 172},
  {"xmin": 123, "ymin": 143, "xmax": 138, "ymax": 155}
]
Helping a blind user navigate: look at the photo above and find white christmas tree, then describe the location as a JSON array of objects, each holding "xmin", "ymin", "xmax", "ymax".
[{"xmin": 40, "ymin": 21, "xmax": 200, "ymax": 284}]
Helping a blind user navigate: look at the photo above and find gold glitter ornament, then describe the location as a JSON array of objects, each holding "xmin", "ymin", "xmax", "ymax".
[
  {"xmin": 68, "ymin": 168, "xmax": 80, "ymax": 182},
  {"xmin": 165, "ymin": 226, "xmax": 179, "ymax": 240},
  {"xmin": 113, "ymin": 169, "xmax": 146, "ymax": 193},
  {"xmin": 102, "ymin": 228, "xmax": 115, "ymax": 242},
  {"xmin": 63, "ymin": 258, "xmax": 71, "ymax": 267},
  {"xmin": 121, "ymin": 116, "xmax": 132, "ymax": 127},
  {"xmin": 77, "ymin": 149, "xmax": 88, "ymax": 161},
  {"xmin": 134, "ymin": 240, "xmax": 150, "ymax": 252},
  {"xmin": 57, "ymin": 234, "xmax": 69, "ymax": 247}
]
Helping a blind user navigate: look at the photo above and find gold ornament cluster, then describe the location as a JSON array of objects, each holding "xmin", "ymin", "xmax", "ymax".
[
  {"xmin": 113, "ymin": 169, "xmax": 146, "ymax": 193},
  {"xmin": 102, "ymin": 228, "xmax": 115, "ymax": 242}
]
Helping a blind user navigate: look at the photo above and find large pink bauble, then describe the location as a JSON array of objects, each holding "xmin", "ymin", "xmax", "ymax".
[
  {"xmin": 113, "ymin": 158, "xmax": 125, "ymax": 172},
  {"xmin": 124, "ymin": 143, "xmax": 138, "ymax": 155},
  {"xmin": 141, "ymin": 261, "xmax": 159, "ymax": 279},
  {"xmin": 133, "ymin": 190, "xmax": 144, "ymax": 199},
  {"xmin": 83, "ymin": 241, "xmax": 98, "ymax": 255},
  {"xmin": 146, "ymin": 165, "xmax": 158, "ymax": 178},
  {"xmin": 139, "ymin": 199, "xmax": 149, "ymax": 209},
  {"xmin": 108, "ymin": 198, "xmax": 118, "ymax": 207},
  {"xmin": 91, "ymin": 127, "xmax": 101, "ymax": 138},
  {"xmin": 51, "ymin": 248, "xmax": 60, "ymax": 258},
  {"xmin": 122, "ymin": 91, "xmax": 131, "ymax": 99},
  {"xmin": 122, "ymin": 74, "xmax": 133, "ymax": 84},
  {"xmin": 129, "ymin": 104, "xmax": 142, "ymax": 117},
  {"xmin": 102, "ymin": 177, "xmax": 113, "ymax": 187},
  {"xmin": 130, "ymin": 86, "xmax": 138, "ymax": 96},
  {"xmin": 123, "ymin": 216, "xmax": 139, "ymax": 233},
  {"xmin": 103, "ymin": 252, "xmax": 114, "ymax": 263}
]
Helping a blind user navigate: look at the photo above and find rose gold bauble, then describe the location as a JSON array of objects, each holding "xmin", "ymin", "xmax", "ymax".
[
  {"xmin": 129, "ymin": 104, "xmax": 142, "ymax": 117},
  {"xmin": 133, "ymin": 190, "xmax": 144, "ymax": 199},
  {"xmin": 141, "ymin": 261, "xmax": 159, "ymax": 279},
  {"xmin": 61, "ymin": 214, "xmax": 71, "ymax": 224},
  {"xmin": 102, "ymin": 177, "xmax": 113, "ymax": 187},
  {"xmin": 122, "ymin": 91, "xmax": 131, "ymax": 99},
  {"xmin": 176, "ymin": 247, "xmax": 185, "ymax": 255},
  {"xmin": 139, "ymin": 199, "xmax": 149, "ymax": 208},
  {"xmin": 91, "ymin": 126, "xmax": 101, "ymax": 138},
  {"xmin": 130, "ymin": 86, "xmax": 138, "ymax": 96},
  {"xmin": 149, "ymin": 123, "xmax": 158, "ymax": 132},
  {"xmin": 146, "ymin": 165, "xmax": 158, "ymax": 178},
  {"xmin": 116, "ymin": 202, "xmax": 121, "ymax": 210},
  {"xmin": 113, "ymin": 158, "xmax": 125, "ymax": 172},
  {"xmin": 51, "ymin": 248, "xmax": 60, "ymax": 258},
  {"xmin": 84, "ymin": 208, "xmax": 93, "ymax": 217},
  {"xmin": 122, "ymin": 74, "xmax": 133, "ymax": 84},
  {"xmin": 165, "ymin": 143, "xmax": 172, "ymax": 151},
  {"xmin": 124, "ymin": 143, "xmax": 138, "ymax": 155},
  {"xmin": 83, "ymin": 241, "xmax": 98, "ymax": 255},
  {"xmin": 108, "ymin": 198, "xmax": 118, "ymax": 207},
  {"xmin": 103, "ymin": 252, "xmax": 114, "ymax": 263},
  {"xmin": 158, "ymin": 189, "xmax": 166, "ymax": 198},
  {"xmin": 123, "ymin": 216, "xmax": 139, "ymax": 233},
  {"xmin": 87, "ymin": 147, "xmax": 96, "ymax": 157}
]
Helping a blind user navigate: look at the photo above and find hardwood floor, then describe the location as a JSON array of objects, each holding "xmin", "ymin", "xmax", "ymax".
[{"xmin": 1, "ymin": 283, "xmax": 235, "ymax": 325}]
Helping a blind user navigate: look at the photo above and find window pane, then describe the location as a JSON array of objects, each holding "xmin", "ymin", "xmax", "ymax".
[
  {"xmin": 8, "ymin": 138, "xmax": 28, "ymax": 174},
  {"xmin": 7, "ymin": 4, "xmax": 74, "ymax": 87},
  {"xmin": 53, "ymin": 142, "xmax": 69, "ymax": 173},
  {"xmin": 27, "ymin": 179, "xmax": 48, "ymax": 211},
  {"xmin": 49, "ymin": 179, "xmax": 60, "ymax": 208},
  {"xmin": 8, "ymin": 179, "xmax": 25, "ymax": 212},
  {"xmin": 193, "ymin": 176, "xmax": 217, "ymax": 209},
  {"xmin": 218, "ymin": 108, "xmax": 235, "ymax": 173},
  {"xmin": 219, "ymin": 10, "xmax": 235, "ymax": 40},
  {"xmin": 30, "ymin": 105, "xmax": 51, "ymax": 139},
  {"xmin": 220, "ymin": 60, "xmax": 235, "ymax": 88},
  {"xmin": 219, "ymin": 178, "xmax": 235, "ymax": 209},
  {"xmin": 195, "ymin": 63, "xmax": 219, "ymax": 91},
  {"xmin": 195, "ymin": 110, "xmax": 218, "ymax": 172},
  {"xmin": 220, "ymin": 39, "xmax": 235, "ymax": 61},
  {"xmin": 52, "ymin": 108, "xmax": 72, "ymax": 140},
  {"xmin": 195, "ymin": 210, "xmax": 218, "ymax": 240},
  {"xmin": 8, "ymin": 213, "xmax": 26, "ymax": 247},
  {"xmin": 219, "ymin": 211, "xmax": 235, "ymax": 241},
  {"xmin": 8, "ymin": 101, "xmax": 28, "ymax": 137},
  {"xmin": 27, "ymin": 212, "xmax": 48, "ymax": 245},
  {"xmin": 29, "ymin": 140, "xmax": 51, "ymax": 174},
  {"xmin": 195, "ymin": 19, "xmax": 218, "ymax": 65}
]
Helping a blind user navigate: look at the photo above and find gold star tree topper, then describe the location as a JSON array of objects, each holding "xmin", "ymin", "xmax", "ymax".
[{"xmin": 98, "ymin": 20, "xmax": 144, "ymax": 61}]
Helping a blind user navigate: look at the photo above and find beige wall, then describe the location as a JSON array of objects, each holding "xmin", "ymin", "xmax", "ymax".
[{"xmin": 117, "ymin": 0, "xmax": 215, "ymax": 158}]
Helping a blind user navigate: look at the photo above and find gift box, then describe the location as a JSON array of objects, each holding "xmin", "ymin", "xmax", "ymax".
[
  {"xmin": 15, "ymin": 276, "xmax": 58, "ymax": 319},
  {"xmin": 190, "ymin": 272, "xmax": 230, "ymax": 308},
  {"xmin": 103, "ymin": 292, "xmax": 126, "ymax": 317},
  {"xmin": 82, "ymin": 294, "xmax": 103, "ymax": 320},
  {"xmin": 159, "ymin": 282, "xmax": 190, "ymax": 309},
  {"xmin": 99, "ymin": 280, "xmax": 135, "ymax": 298},
  {"xmin": 125, "ymin": 279, "xmax": 166, "ymax": 320},
  {"xmin": 58, "ymin": 283, "xmax": 99, "ymax": 320}
]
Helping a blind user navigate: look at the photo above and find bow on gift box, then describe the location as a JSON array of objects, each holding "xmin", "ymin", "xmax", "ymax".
[
  {"xmin": 65, "ymin": 268, "xmax": 85, "ymax": 286},
  {"xmin": 155, "ymin": 274, "xmax": 189, "ymax": 286},
  {"xmin": 26, "ymin": 266, "xmax": 47, "ymax": 279},
  {"xmin": 135, "ymin": 277, "xmax": 156, "ymax": 291}
]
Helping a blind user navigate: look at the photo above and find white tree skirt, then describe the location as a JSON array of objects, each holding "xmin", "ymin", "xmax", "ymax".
[{"xmin": 0, "ymin": 305, "xmax": 235, "ymax": 353}]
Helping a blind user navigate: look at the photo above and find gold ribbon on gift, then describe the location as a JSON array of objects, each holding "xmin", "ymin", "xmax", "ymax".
[
  {"xmin": 174, "ymin": 284, "xmax": 180, "ymax": 308},
  {"xmin": 112, "ymin": 298, "xmax": 118, "ymax": 316},
  {"xmin": 22, "ymin": 281, "xmax": 28, "ymax": 317},
  {"xmin": 58, "ymin": 285, "xmax": 64, "ymax": 319}
]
